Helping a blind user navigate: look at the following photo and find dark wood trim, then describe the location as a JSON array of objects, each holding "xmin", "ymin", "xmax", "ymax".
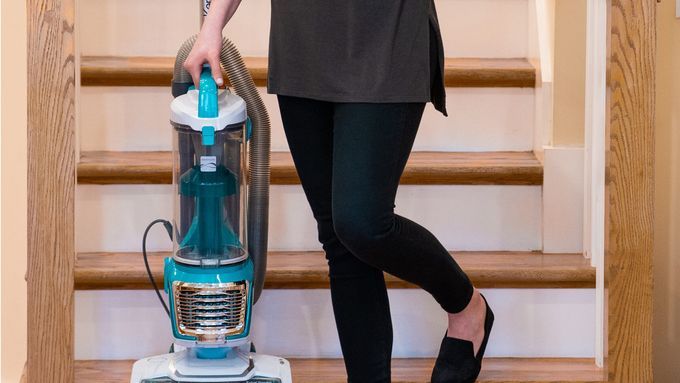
[
  {"xmin": 605, "ymin": 0, "xmax": 655, "ymax": 381},
  {"xmin": 26, "ymin": 0, "xmax": 77, "ymax": 382}
]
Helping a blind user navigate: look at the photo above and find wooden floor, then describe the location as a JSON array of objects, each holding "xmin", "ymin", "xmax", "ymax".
[
  {"xmin": 75, "ymin": 358, "xmax": 606, "ymax": 383},
  {"xmin": 75, "ymin": 251, "xmax": 595, "ymax": 290},
  {"xmin": 77, "ymin": 151, "xmax": 544, "ymax": 185},
  {"xmin": 80, "ymin": 56, "xmax": 536, "ymax": 88}
]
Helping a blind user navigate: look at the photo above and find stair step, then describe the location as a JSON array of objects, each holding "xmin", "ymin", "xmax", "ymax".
[
  {"xmin": 80, "ymin": 56, "xmax": 536, "ymax": 88},
  {"xmin": 75, "ymin": 358, "xmax": 605, "ymax": 382},
  {"xmin": 75, "ymin": 251, "xmax": 594, "ymax": 290},
  {"xmin": 77, "ymin": 151, "xmax": 543, "ymax": 185}
]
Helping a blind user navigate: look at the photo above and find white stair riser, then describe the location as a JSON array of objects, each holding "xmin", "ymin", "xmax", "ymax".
[
  {"xmin": 79, "ymin": 87, "xmax": 535, "ymax": 152},
  {"xmin": 78, "ymin": 0, "xmax": 529, "ymax": 58},
  {"xmin": 76, "ymin": 185, "xmax": 543, "ymax": 252},
  {"xmin": 75, "ymin": 288, "xmax": 595, "ymax": 360}
]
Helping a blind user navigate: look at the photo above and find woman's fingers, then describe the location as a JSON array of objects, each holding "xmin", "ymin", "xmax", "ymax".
[
  {"xmin": 183, "ymin": 56, "xmax": 202, "ymax": 89},
  {"xmin": 182, "ymin": 38, "xmax": 223, "ymax": 89},
  {"xmin": 207, "ymin": 54, "xmax": 224, "ymax": 86}
]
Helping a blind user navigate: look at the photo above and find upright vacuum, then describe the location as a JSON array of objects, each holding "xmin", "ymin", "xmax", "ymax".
[{"xmin": 130, "ymin": 3, "xmax": 292, "ymax": 381}]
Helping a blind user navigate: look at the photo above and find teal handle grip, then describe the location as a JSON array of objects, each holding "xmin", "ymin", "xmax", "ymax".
[{"xmin": 198, "ymin": 65, "xmax": 219, "ymax": 119}]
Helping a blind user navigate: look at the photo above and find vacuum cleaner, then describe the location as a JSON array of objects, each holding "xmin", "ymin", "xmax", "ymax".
[{"xmin": 130, "ymin": 7, "xmax": 292, "ymax": 382}]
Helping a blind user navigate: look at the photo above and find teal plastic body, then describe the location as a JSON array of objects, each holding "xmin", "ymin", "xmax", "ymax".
[
  {"xmin": 178, "ymin": 163, "xmax": 241, "ymax": 258},
  {"xmin": 164, "ymin": 257, "xmax": 254, "ymax": 343},
  {"xmin": 198, "ymin": 65, "xmax": 219, "ymax": 120}
]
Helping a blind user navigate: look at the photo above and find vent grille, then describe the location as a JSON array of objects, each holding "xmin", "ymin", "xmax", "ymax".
[{"xmin": 172, "ymin": 281, "xmax": 248, "ymax": 342}]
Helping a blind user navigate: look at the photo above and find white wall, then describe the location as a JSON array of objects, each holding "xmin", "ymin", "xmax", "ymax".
[
  {"xmin": 654, "ymin": 1, "xmax": 680, "ymax": 381},
  {"xmin": 1, "ymin": 1, "xmax": 27, "ymax": 381}
]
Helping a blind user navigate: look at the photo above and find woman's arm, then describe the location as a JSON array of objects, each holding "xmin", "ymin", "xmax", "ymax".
[{"xmin": 183, "ymin": 0, "xmax": 243, "ymax": 88}]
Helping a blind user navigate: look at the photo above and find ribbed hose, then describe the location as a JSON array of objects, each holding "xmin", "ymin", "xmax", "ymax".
[
  {"xmin": 173, "ymin": 36, "xmax": 198, "ymax": 84},
  {"xmin": 173, "ymin": 36, "xmax": 270, "ymax": 303}
]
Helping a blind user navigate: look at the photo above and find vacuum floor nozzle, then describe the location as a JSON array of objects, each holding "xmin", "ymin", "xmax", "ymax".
[{"xmin": 141, "ymin": 378, "xmax": 283, "ymax": 383}]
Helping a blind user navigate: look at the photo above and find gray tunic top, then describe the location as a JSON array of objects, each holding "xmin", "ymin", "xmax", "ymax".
[{"xmin": 267, "ymin": 0, "xmax": 448, "ymax": 116}]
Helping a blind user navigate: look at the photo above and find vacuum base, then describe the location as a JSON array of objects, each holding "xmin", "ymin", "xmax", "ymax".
[{"xmin": 130, "ymin": 348, "xmax": 292, "ymax": 383}]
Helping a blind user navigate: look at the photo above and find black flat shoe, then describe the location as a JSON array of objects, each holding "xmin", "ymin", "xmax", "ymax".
[{"xmin": 431, "ymin": 293, "xmax": 495, "ymax": 383}]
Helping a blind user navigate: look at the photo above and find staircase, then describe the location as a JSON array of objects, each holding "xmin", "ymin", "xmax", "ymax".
[{"xmin": 73, "ymin": 0, "xmax": 604, "ymax": 381}]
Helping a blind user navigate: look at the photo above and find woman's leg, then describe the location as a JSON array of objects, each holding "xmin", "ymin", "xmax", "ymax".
[
  {"xmin": 277, "ymin": 95, "xmax": 393, "ymax": 383},
  {"xmin": 331, "ymin": 102, "xmax": 475, "ymax": 314}
]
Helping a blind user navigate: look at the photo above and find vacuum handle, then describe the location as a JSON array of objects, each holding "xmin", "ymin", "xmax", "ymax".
[{"xmin": 198, "ymin": 65, "xmax": 218, "ymax": 119}]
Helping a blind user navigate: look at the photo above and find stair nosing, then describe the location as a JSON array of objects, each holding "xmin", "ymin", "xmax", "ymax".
[
  {"xmin": 75, "ymin": 251, "xmax": 595, "ymax": 290},
  {"xmin": 77, "ymin": 150, "xmax": 544, "ymax": 186},
  {"xmin": 80, "ymin": 56, "xmax": 537, "ymax": 88}
]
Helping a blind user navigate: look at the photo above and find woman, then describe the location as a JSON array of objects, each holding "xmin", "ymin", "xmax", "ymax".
[{"xmin": 184, "ymin": 1, "xmax": 494, "ymax": 382}]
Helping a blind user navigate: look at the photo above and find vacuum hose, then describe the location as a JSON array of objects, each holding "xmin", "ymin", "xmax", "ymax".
[{"xmin": 173, "ymin": 36, "xmax": 271, "ymax": 304}]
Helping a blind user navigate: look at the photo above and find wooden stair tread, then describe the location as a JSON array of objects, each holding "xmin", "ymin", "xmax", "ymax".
[
  {"xmin": 75, "ymin": 358, "xmax": 605, "ymax": 382},
  {"xmin": 75, "ymin": 251, "xmax": 595, "ymax": 290},
  {"xmin": 81, "ymin": 56, "xmax": 536, "ymax": 88},
  {"xmin": 77, "ymin": 151, "xmax": 544, "ymax": 185}
]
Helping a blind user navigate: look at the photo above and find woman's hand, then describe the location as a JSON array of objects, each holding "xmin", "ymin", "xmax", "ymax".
[
  {"xmin": 183, "ymin": 23, "xmax": 225, "ymax": 88},
  {"xmin": 183, "ymin": 0, "xmax": 242, "ymax": 89}
]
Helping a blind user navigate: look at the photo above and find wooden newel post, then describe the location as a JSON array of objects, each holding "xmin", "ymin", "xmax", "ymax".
[
  {"xmin": 27, "ymin": 0, "xmax": 77, "ymax": 382},
  {"xmin": 606, "ymin": 0, "xmax": 655, "ymax": 382}
]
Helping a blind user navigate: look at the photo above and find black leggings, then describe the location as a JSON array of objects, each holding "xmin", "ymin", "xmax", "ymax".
[{"xmin": 277, "ymin": 95, "xmax": 474, "ymax": 382}]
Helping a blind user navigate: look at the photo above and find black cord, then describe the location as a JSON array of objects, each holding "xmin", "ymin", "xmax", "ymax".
[{"xmin": 142, "ymin": 219, "xmax": 173, "ymax": 317}]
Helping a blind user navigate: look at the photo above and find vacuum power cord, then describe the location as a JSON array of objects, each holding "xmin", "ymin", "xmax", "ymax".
[{"xmin": 142, "ymin": 219, "xmax": 174, "ymax": 317}]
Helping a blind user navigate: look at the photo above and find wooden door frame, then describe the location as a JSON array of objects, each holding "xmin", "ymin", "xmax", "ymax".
[{"xmin": 25, "ymin": 0, "xmax": 655, "ymax": 381}]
